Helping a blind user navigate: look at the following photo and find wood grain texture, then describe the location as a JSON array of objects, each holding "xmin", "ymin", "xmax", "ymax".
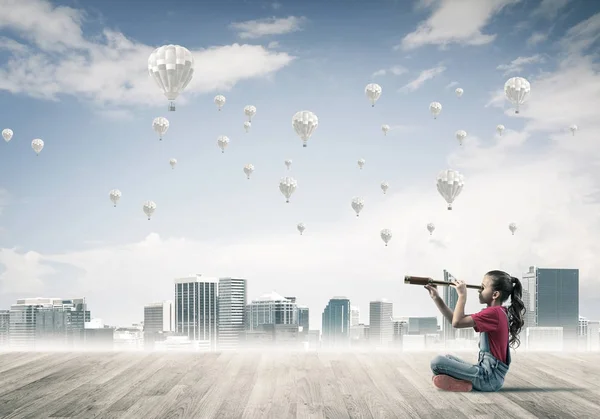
[{"xmin": 0, "ymin": 351, "xmax": 599, "ymax": 419}]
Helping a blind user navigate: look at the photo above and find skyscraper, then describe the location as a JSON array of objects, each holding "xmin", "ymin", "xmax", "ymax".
[
  {"xmin": 443, "ymin": 270, "xmax": 458, "ymax": 341},
  {"xmin": 350, "ymin": 306, "xmax": 360, "ymax": 326},
  {"xmin": 369, "ymin": 299, "xmax": 393, "ymax": 347},
  {"xmin": 144, "ymin": 301, "xmax": 174, "ymax": 333},
  {"xmin": 246, "ymin": 292, "xmax": 297, "ymax": 330},
  {"xmin": 297, "ymin": 305, "xmax": 309, "ymax": 334},
  {"xmin": 217, "ymin": 277, "xmax": 247, "ymax": 350},
  {"xmin": 322, "ymin": 297, "xmax": 351, "ymax": 348},
  {"xmin": 174, "ymin": 275, "xmax": 218, "ymax": 350},
  {"xmin": 522, "ymin": 267, "xmax": 579, "ymax": 348}
]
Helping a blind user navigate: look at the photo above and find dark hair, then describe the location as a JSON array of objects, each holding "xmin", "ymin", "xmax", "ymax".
[{"xmin": 485, "ymin": 270, "xmax": 526, "ymax": 349}]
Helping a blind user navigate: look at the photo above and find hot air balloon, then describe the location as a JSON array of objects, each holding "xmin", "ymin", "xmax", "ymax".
[
  {"xmin": 285, "ymin": 159, "xmax": 292, "ymax": 170},
  {"xmin": 109, "ymin": 189, "xmax": 121, "ymax": 207},
  {"xmin": 2, "ymin": 129, "xmax": 13, "ymax": 143},
  {"xmin": 169, "ymin": 158, "xmax": 177, "ymax": 169},
  {"xmin": 292, "ymin": 111, "xmax": 318, "ymax": 147},
  {"xmin": 429, "ymin": 102, "xmax": 442, "ymax": 119},
  {"xmin": 496, "ymin": 124, "xmax": 505, "ymax": 136},
  {"xmin": 455, "ymin": 88, "xmax": 464, "ymax": 97},
  {"xmin": 214, "ymin": 95, "xmax": 226, "ymax": 110},
  {"xmin": 244, "ymin": 164, "xmax": 254, "ymax": 179},
  {"xmin": 143, "ymin": 200, "xmax": 156, "ymax": 220},
  {"xmin": 32, "ymin": 139, "xmax": 44, "ymax": 155},
  {"xmin": 436, "ymin": 169, "xmax": 464, "ymax": 210},
  {"xmin": 297, "ymin": 223, "xmax": 306, "ymax": 235},
  {"xmin": 358, "ymin": 159, "xmax": 365, "ymax": 170},
  {"xmin": 148, "ymin": 44, "xmax": 194, "ymax": 111},
  {"xmin": 351, "ymin": 197, "xmax": 364, "ymax": 217},
  {"xmin": 217, "ymin": 135, "xmax": 230, "ymax": 153},
  {"xmin": 455, "ymin": 130, "xmax": 467, "ymax": 146},
  {"xmin": 279, "ymin": 177, "xmax": 297, "ymax": 203},
  {"xmin": 244, "ymin": 121, "xmax": 251, "ymax": 133},
  {"xmin": 381, "ymin": 181, "xmax": 389, "ymax": 195},
  {"xmin": 509, "ymin": 223, "xmax": 517, "ymax": 235},
  {"xmin": 504, "ymin": 77, "xmax": 530, "ymax": 114},
  {"xmin": 380, "ymin": 229, "xmax": 392, "ymax": 246},
  {"xmin": 365, "ymin": 83, "xmax": 382, "ymax": 107},
  {"xmin": 382, "ymin": 124, "xmax": 390, "ymax": 136},
  {"xmin": 152, "ymin": 117, "xmax": 169, "ymax": 141},
  {"xmin": 244, "ymin": 105, "xmax": 256, "ymax": 121},
  {"xmin": 427, "ymin": 223, "xmax": 435, "ymax": 235}
]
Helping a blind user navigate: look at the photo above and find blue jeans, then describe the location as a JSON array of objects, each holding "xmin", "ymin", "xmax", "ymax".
[{"xmin": 430, "ymin": 354, "xmax": 504, "ymax": 392}]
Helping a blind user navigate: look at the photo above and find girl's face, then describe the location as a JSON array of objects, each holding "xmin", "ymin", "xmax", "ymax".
[{"xmin": 478, "ymin": 275, "xmax": 499, "ymax": 306}]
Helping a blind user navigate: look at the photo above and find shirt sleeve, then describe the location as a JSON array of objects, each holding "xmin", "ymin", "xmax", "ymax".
[{"xmin": 471, "ymin": 307, "xmax": 500, "ymax": 333}]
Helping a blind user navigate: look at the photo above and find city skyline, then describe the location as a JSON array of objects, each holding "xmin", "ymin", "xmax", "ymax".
[{"xmin": 0, "ymin": 0, "xmax": 600, "ymax": 330}]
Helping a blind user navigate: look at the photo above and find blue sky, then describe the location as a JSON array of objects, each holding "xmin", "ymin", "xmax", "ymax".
[{"xmin": 0, "ymin": 0, "xmax": 599, "ymax": 329}]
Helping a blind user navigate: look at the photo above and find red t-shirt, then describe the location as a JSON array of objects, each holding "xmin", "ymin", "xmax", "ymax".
[{"xmin": 471, "ymin": 306, "xmax": 509, "ymax": 364}]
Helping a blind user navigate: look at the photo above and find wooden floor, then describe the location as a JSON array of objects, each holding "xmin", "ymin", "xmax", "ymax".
[{"xmin": 0, "ymin": 351, "xmax": 599, "ymax": 419}]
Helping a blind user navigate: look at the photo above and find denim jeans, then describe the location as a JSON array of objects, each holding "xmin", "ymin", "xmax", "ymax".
[{"xmin": 430, "ymin": 354, "xmax": 505, "ymax": 392}]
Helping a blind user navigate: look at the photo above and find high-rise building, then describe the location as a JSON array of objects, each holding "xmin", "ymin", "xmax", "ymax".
[
  {"xmin": 217, "ymin": 277, "xmax": 247, "ymax": 350},
  {"xmin": 369, "ymin": 299, "xmax": 393, "ymax": 347},
  {"xmin": 443, "ymin": 270, "xmax": 458, "ymax": 341},
  {"xmin": 0, "ymin": 310, "xmax": 9, "ymax": 347},
  {"xmin": 350, "ymin": 306, "xmax": 360, "ymax": 326},
  {"xmin": 144, "ymin": 301, "xmax": 175, "ymax": 333},
  {"xmin": 522, "ymin": 266, "xmax": 579, "ymax": 348},
  {"xmin": 174, "ymin": 275, "xmax": 218, "ymax": 350},
  {"xmin": 245, "ymin": 291, "xmax": 297, "ymax": 331},
  {"xmin": 297, "ymin": 305, "xmax": 309, "ymax": 334},
  {"xmin": 322, "ymin": 297, "xmax": 351, "ymax": 347},
  {"xmin": 407, "ymin": 317, "xmax": 438, "ymax": 335}
]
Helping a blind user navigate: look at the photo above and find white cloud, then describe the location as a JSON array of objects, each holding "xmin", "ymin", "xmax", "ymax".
[
  {"xmin": 271, "ymin": 2, "xmax": 282, "ymax": 10},
  {"xmin": 229, "ymin": 16, "xmax": 306, "ymax": 39},
  {"xmin": 0, "ymin": 0, "xmax": 295, "ymax": 110},
  {"xmin": 399, "ymin": 0, "xmax": 521, "ymax": 50},
  {"xmin": 371, "ymin": 65, "xmax": 408, "ymax": 77},
  {"xmin": 526, "ymin": 32, "xmax": 549, "ymax": 46},
  {"xmin": 496, "ymin": 54, "xmax": 546, "ymax": 75},
  {"xmin": 559, "ymin": 12, "xmax": 600, "ymax": 55},
  {"xmin": 267, "ymin": 41, "xmax": 280, "ymax": 49},
  {"xmin": 399, "ymin": 65, "xmax": 446, "ymax": 92},
  {"xmin": 445, "ymin": 81, "xmax": 459, "ymax": 89},
  {"xmin": 531, "ymin": 0, "xmax": 572, "ymax": 19}
]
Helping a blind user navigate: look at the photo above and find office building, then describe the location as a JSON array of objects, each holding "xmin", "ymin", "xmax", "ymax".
[
  {"xmin": 297, "ymin": 305, "xmax": 309, "ymax": 334},
  {"xmin": 245, "ymin": 291, "xmax": 297, "ymax": 331},
  {"xmin": 174, "ymin": 275, "xmax": 218, "ymax": 350},
  {"xmin": 322, "ymin": 297, "xmax": 351, "ymax": 347},
  {"xmin": 350, "ymin": 306, "xmax": 360, "ymax": 326},
  {"xmin": 217, "ymin": 277, "xmax": 247, "ymax": 350},
  {"xmin": 443, "ymin": 270, "xmax": 458, "ymax": 341},
  {"xmin": 144, "ymin": 301, "xmax": 174, "ymax": 333},
  {"xmin": 369, "ymin": 299, "xmax": 393, "ymax": 347},
  {"xmin": 0, "ymin": 310, "xmax": 9, "ymax": 347}
]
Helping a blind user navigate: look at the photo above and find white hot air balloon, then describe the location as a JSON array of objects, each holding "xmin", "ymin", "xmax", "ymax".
[
  {"xmin": 381, "ymin": 181, "xmax": 389, "ymax": 195},
  {"xmin": 214, "ymin": 95, "xmax": 226, "ymax": 111},
  {"xmin": 365, "ymin": 83, "xmax": 382, "ymax": 107},
  {"xmin": 217, "ymin": 135, "xmax": 230, "ymax": 153},
  {"xmin": 244, "ymin": 121, "xmax": 251, "ymax": 133},
  {"xmin": 380, "ymin": 229, "xmax": 392, "ymax": 246},
  {"xmin": 496, "ymin": 124, "xmax": 505, "ymax": 136},
  {"xmin": 169, "ymin": 158, "xmax": 177, "ymax": 169},
  {"xmin": 2, "ymin": 129, "xmax": 13, "ymax": 143},
  {"xmin": 569, "ymin": 125, "xmax": 578, "ymax": 136},
  {"xmin": 381, "ymin": 124, "xmax": 390, "ymax": 136},
  {"xmin": 429, "ymin": 102, "xmax": 442, "ymax": 119},
  {"xmin": 427, "ymin": 223, "xmax": 435, "ymax": 235},
  {"xmin": 436, "ymin": 169, "xmax": 464, "ymax": 210},
  {"xmin": 285, "ymin": 159, "xmax": 292, "ymax": 170},
  {"xmin": 244, "ymin": 105, "xmax": 256, "ymax": 121},
  {"xmin": 143, "ymin": 200, "xmax": 156, "ymax": 220},
  {"xmin": 32, "ymin": 139, "xmax": 44, "ymax": 155},
  {"xmin": 455, "ymin": 88, "xmax": 464, "ymax": 97},
  {"xmin": 357, "ymin": 159, "xmax": 365, "ymax": 170},
  {"xmin": 279, "ymin": 177, "xmax": 297, "ymax": 203},
  {"xmin": 455, "ymin": 130, "xmax": 467, "ymax": 146},
  {"xmin": 504, "ymin": 77, "xmax": 531, "ymax": 114},
  {"xmin": 351, "ymin": 197, "xmax": 364, "ymax": 217},
  {"xmin": 148, "ymin": 44, "xmax": 194, "ymax": 111},
  {"xmin": 243, "ymin": 164, "xmax": 254, "ymax": 179},
  {"xmin": 509, "ymin": 223, "xmax": 517, "ymax": 235},
  {"xmin": 297, "ymin": 223, "xmax": 306, "ymax": 235},
  {"xmin": 292, "ymin": 111, "xmax": 318, "ymax": 147},
  {"xmin": 152, "ymin": 117, "xmax": 169, "ymax": 141},
  {"xmin": 109, "ymin": 189, "xmax": 121, "ymax": 207}
]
